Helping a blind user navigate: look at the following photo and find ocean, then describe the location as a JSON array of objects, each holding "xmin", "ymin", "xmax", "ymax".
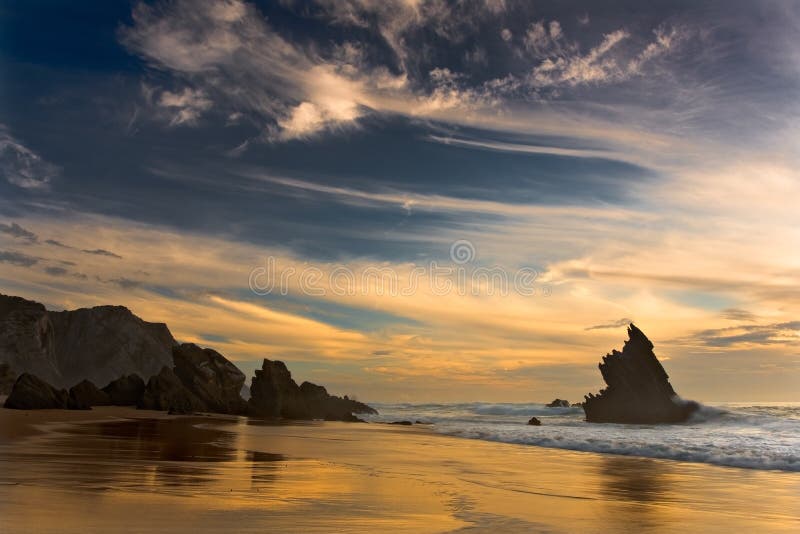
[{"xmin": 365, "ymin": 401, "xmax": 800, "ymax": 472}]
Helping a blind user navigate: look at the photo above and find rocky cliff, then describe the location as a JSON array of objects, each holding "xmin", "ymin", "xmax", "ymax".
[
  {"xmin": 0, "ymin": 294, "xmax": 175, "ymax": 388},
  {"xmin": 582, "ymin": 324, "xmax": 698, "ymax": 424},
  {"xmin": 249, "ymin": 359, "xmax": 377, "ymax": 420},
  {"xmin": 0, "ymin": 295, "xmax": 58, "ymax": 385},
  {"xmin": 2, "ymin": 293, "xmax": 376, "ymax": 420}
]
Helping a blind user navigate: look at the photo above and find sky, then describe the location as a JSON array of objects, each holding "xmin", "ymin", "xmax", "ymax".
[{"xmin": 1, "ymin": 0, "xmax": 799, "ymax": 402}]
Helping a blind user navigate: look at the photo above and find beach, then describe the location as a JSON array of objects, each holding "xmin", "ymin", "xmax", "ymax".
[{"xmin": 1, "ymin": 406, "xmax": 798, "ymax": 533}]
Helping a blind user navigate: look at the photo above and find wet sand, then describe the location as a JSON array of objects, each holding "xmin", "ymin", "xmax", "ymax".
[{"xmin": 1, "ymin": 407, "xmax": 798, "ymax": 533}]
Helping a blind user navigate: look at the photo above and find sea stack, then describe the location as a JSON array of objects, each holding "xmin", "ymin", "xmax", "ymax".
[{"xmin": 582, "ymin": 324, "xmax": 698, "ymax": 424}]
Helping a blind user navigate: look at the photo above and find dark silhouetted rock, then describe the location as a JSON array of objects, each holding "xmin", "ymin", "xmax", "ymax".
[
  {"xmin": 299, "ymin": 381, "xmax": 377, "ymax": 420},
  {"xmin": 172, "ymin": 343, "xmax": 247, "ymax": 414},
  {"xmin": 389, "ymin": 420, "xmax": 414, "ymax": 425},
  {"xmin": 68, "ymin": 379, "xmax": 111, "ymax": 408},
  {"xmin": 0, "ymin": 362, "xmax": 16, "ymax": 395},
  {"xmin": 546, "ymin": 398, "xmax": 570, "ymax": 408},
  {"xmin": 249, "ymin": 359, "xmax": 377, "ymax": 421},
  {"xmin": 527, "ymin": 417, "xmax": 541, "ymax": 426},
  {"xmin": 0, "ymin": 294, "xmax": 176, "ymax": 388},
  {"xmin": 249, "ymin": 359, "xmax": 311, "ymax": 419},
  {"xmin": 582, "ymin": 324, "xmax": 699, "ymax": 424},
  {"xmin": 138, "ymin": 366, "xmax": 206, "ymax": 414},
  {"xmin": 102, "ymin": 374, "xmax": 145, "ymax": 405},
  {"xmin": 571, "ymin": 402, "xmax": 583, "ymax": 407},
  {"xmin": 4, "ymin": 373, "xmax": 68, "ymax": 409}
]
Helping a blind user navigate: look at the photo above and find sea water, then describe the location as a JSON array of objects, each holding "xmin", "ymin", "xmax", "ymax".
[{"xmin": 365, "ymin": 402, "xmax": 800, "ymax": 471}]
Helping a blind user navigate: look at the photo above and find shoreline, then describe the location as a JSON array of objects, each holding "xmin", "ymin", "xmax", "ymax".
[{"xmin": 1, "ymin": 407, "xmax": 799, "ymax": 532}]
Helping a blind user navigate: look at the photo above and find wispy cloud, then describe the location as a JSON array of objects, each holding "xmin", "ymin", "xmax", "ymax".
[
  {"xmin": 0, "ymin": 222, "xmax": 37, "ymax": 243},
  {"xmin": 585, "ymin": 318, "xmax": 633, "ymax": 331},
  {"xmin": 0, "ymin": 124, "xmax": 60, "ymax": 189},
  {"xmin": 0, "ymin": 250, "xmax": 38, "ymax": 267},
  {"xmin": 82, "ymin": 248, "xmax": 123, "ymax": 259}
]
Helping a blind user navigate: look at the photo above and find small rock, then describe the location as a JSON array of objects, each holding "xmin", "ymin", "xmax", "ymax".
[
  {"xmin": 527, "ymin": 416, "xmax": 541, "ymax": 426},
  {"xmin": 546, "ymin": 398, "xmax": 570, "ymax": 408}
]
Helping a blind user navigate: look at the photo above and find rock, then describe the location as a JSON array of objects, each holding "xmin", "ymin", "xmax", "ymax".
[
  {"xmin": 0, "ymin": 362, "xmax": 17, "ymax": 395},
  {"xmin": 0, "ymin": 294, "xmax": 176, "ymax": 389},
  {"xmin": 68, "ymin": 379, "xmax": 111, "ymax": 408},
  {"xmin": 582, "ymin": 324, "xmax": 699, "ymax": 424},
  {"xmin": 249, "ymin": 359, "xmax": 310, "ymax": 419},
  {"xmin": 4, "ymin": 373, "xmax": 68, "ymax": 409},
  {"xmin": 546, "ymin": 398, "xmax": 570, "ymax": 408},
  {"xmin": 571, "ymin": 402, "xmax": 583, "ymax": 407},
  {"xmin": 248, "ymin": 359, "xmax": 377, "ymax": 421},
  {"xmin": 527, "ymin": 417, "xmax": 541, "ymax": 426},
  {"xmin": 138, "ymin": 366, "xmax": 206, "ymax": 414},
  {"xmin": 102, "ymin": 374, "xmax": 146, "ymax": 405},
  {"xmin": 172, "ymin": 343, "xmax": 247, "ymax": 414},
  {"xmin": 0, "ymin": 295, "xmax": 59, "ymax": 385},
  {"xmin": 389, "ymin": 420, "xmax": 414, "ymax": 425},
  {"xmin": 300, "ymin": 381, "xmax": 377, "ymax": 420},
  {"xmin": 49, "ymin": 305, "xmax": 175, "ymax": 388}
]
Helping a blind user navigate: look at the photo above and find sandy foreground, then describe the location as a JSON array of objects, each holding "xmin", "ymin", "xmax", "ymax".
[{"xmin": 0, "ymin": 406, "xmax": 798, "ymax": 533}]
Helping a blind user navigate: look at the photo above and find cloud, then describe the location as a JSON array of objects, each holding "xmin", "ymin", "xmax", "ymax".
[
  {"xmin": 107, "ymin": 277, "xmax": 141, "ymax": 289},
  {"xmin": 585, "ymin": 318, "xmax": 633, "ymax": 331},
  {"xmin": 117, "ymin": 1, "xmax": 689, "ymax": 145},
  {"xmin": 721, "ymin": 308, "xmax": 757, "ymax": 322},
  {"xmin": 45, "ymin": 239, "xmax": 72, "ymax": 248},
  {"xmin": 0, "ymin": 124, "xmax": 60, "ymax": 189},
  {"xmin": 82, "ymin": 248, "xmax": 123, "ymax": 259},
  {"xmin": 0, "ymin": 222, "xmax": 38, "ymax": 242},
  {"xmin": 0, "ymin": 250, "xmax": 38, "ymax": 267},
  {"xmin": 683, "ymin": 322, "xmax": 800, "ymax": 348},
  {"xmin": 44, "ymin": 266, "xmax": 69, "ymax": 277},
  {"xmin": 156, "ymin": 87, "xmax": 213, "ymax": 126}
]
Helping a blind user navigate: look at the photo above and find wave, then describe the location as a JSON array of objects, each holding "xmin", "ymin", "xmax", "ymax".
[
  {"xmin": 438, "ymin": 423, "xmax": 800, "ymax": 472},
  {"xmin": 367, "ymin": 402, "xmax": 800, "ymax": 472},
  {"xmin": 470, "ymin": 403, "xmax": 582, "ymax": 416}
]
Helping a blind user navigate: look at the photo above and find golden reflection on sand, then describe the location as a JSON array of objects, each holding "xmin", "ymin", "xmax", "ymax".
[{"xmin": 1, "ymin": 408, "xmax": 799, "ymax": 533}]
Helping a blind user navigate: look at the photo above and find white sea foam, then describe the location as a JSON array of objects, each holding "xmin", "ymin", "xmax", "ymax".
[{"xmin": 366, "ymin": 402, "xmax": 800, "ymax": 471}]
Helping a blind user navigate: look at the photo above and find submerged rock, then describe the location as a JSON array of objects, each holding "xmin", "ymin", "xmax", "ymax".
[
  {"xmin": 4, "ymin": 373, "xmax": 68, "ymax": 409},
  {"xmin": 248, "ymin": 359, "xmax": 377, "ymax": 421},
  {"xmin": 69, "ymin": 379, "xmax": 111, "ymax": 408},
  {"xmin": 527, "ymin": 417, "xmax": 541, "ymax": 426},
  {"xmin": 582, "ymin": 324, "xmax": 698, "ymax": 424},
  {"xmin": 546, "ymin": 398, "xmax": 570, "ymax": 408},
  {"xmin": 102, "ymin": 374, "xmax": 146, "ymax": 405}
]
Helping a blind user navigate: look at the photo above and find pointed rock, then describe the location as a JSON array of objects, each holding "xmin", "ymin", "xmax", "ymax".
[{"xmin": 582, "ymin": 324, "xmax": 698, "ymax": 424}]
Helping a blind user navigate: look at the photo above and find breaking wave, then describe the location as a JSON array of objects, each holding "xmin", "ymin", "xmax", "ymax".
[{"xmin": 366, "ymin": 402, "xmax": 800, "ymax": 472}]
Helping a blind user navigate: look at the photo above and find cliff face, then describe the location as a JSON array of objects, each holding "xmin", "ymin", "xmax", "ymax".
[
  {"xmin": 0, "ymin": 295, "xmax": 58, "ymax": 385},
  {"xmin": 582, "ymin": 324, "xmax": 698, "ymax": 424},
  {"xmin": 49, "ymin": 305, "xmax": 175, "ymax": 388},
  {"xmin": 2, "ymin": 293, "xmax": 376, "ymax": 420},
  {"xmin": 0, "ymin": 294, "xmax": 175, "ymax": 388},
  {"xmin": 249, "ymin": 359, "xmax": 377, "ymax": 420}
]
